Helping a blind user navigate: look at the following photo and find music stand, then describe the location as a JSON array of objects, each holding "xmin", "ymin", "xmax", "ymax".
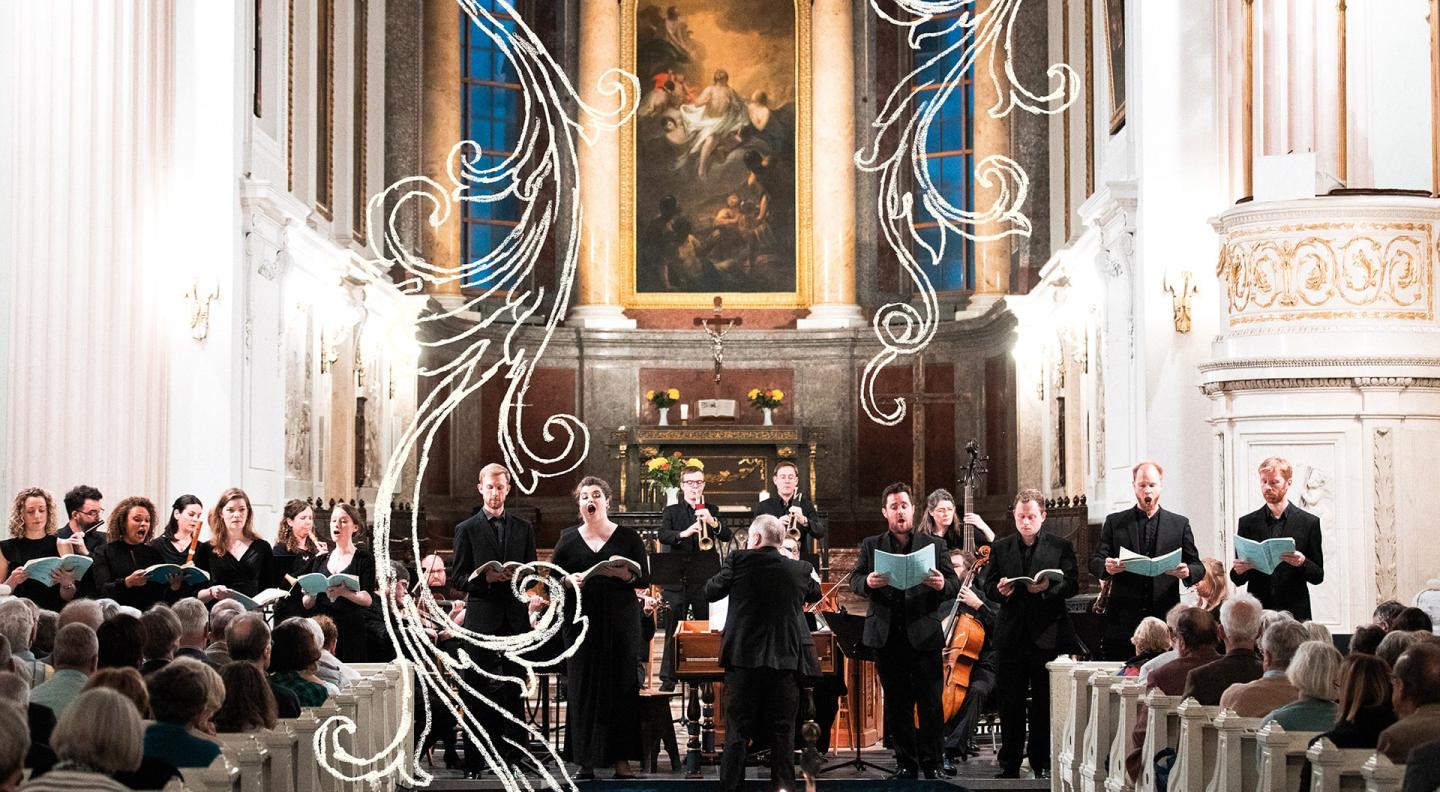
[{"xmin": 816, "ymin": 611, "xmax": 892, "ymax": 775}]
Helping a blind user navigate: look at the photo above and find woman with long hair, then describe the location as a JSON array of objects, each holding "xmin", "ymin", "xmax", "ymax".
[
  {"xmin": 151, "ymin": 495, "xmax": 205, "ymax": 565},
  {"xmin": 300, "ymin": 503, "xmax": 375, "ymax": 662},
  {"xmin": 917, "ymin": 488, "xmax": 994, "ymax": 553},
  {"xmin": 550, "ymin": 476, "xmax": 650, "ymax": 780},
  {"xmin": 1297, "ymin": 653, "xmax": 1397, "ymax": 792},
  {"xmin": 0, "ymin": 487, "xmax": 78, "ymax": 612},
  {"xmin": 273, "ymin": 499, "xmax": 326, "ymax": 621},
  {"xmin": 1194, "ymin": 558, "xmax": 1231, "ymax": 619},
  {"xmin": 195, "ymin": 488, "xmax": 274, "ymax": 600},
  {"xmin": 91, "ymin": 496, "xmax": 185, "ymax": 611},
  {"xmin": 214, "ymin": 660, "xmax": 279, "ymax": 733}
]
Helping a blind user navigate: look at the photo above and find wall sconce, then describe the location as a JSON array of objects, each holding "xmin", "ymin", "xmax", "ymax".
[
  {"xmin": 319, "ymin": 283, "xmax": 367, "ymax": 374},
  {"xmin": 183, "ymin": 278, "xmax": 219, "ymax": 341},
  {"xmin": 1163, "ymin": 270, "xmax": 1198, "ymax": 333}
]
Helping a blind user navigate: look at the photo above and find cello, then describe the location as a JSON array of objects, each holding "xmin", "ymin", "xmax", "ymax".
[{"xmin": 938, "ymin": 441, "xmax": 989, "ymax": 724}]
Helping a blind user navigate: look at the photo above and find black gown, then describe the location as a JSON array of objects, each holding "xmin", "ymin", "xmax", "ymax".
[
  {"xmin": 304, "ymin": 547, "xmax": 377, "ymax": 662},
  {"xmin": 194, "ymin": 539, "xmax": 275, "ymax": 597},
  {"xmin": 146, "ymin": 536, "xmax": 208, "ymax": 599},
  {"xmin": 92, "ymin": 540, "xmax": 184, "ymax": 611},
  {"xmin": 551, "ymin": 524, "xmax": 650, "ymax": 767},
  {"xmin": 0, "ymin": 535, "xmax": 71, "ymax": 612},
  {"xmin": 271, "ymin": 544, "xmax": 322, "ymax": 623}
]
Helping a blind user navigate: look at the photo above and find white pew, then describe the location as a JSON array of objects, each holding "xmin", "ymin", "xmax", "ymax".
[
  {"xmin": 1135, "ymin": 690, "xmax": 1182, "ymax": 792},
  {"xmin": 1105, "ymin": 682, "xmax": 1147, "ymax": 792},
  {"xmin": 213, "ymin": 733, "xmax": 271, "ymax": 792},
  {"xmin": 1206, "ymin": 710, "xmax": 1263, "ymax": 792},
  {"xmin": 1050, "ymin": 657, "xmax": 1082, "ymax": 790},
  {"xmin": 1256, "ymin": 723, "xmax": 1322, "ymax": 792},
  {"xmin": 1053, "ymin": 660, "xmax": 1125, "ymax": 792},
  {"xmin": 1081, "ymin": 675, "xmax": 1137, "ymax": 792},
  {"xmin": 1307, "ymin": 738, "xmax": 1377, "ymax": 792},
  {"xmin": 1361, "ymin": 754, "xmax": 1403, "ymax": 792},
  {"xmin": 1169, "ymin": 698, "xmax": 1221, "ymax": 792},
  {"xmin": 260, "ymin": 720, "xmax": 306, "ymax": 792},
  {"xmin": 181, "ymin": 752, "xmax": 241, "ymax": 792}
]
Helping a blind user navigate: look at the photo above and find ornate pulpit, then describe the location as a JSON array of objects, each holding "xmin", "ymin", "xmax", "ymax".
[{"xmin": 609, "ymin": 425, "xmax": 824, "ymax": 511}]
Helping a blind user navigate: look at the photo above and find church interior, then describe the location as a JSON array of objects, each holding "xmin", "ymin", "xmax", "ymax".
[{"xmin": 3, "ymin": 0, "xmax": 1440, "ymax": 790}]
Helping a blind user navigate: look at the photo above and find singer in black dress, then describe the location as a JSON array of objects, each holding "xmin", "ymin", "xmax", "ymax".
[
  {"xmin": 300, "ymin": 502, "xmax": 376, "ymax": 662},
  {"xmin": 272, "ymin": 499, "xmax": 326, "ymax": 622},
  {"xmin": 147, "ymin": 495, "xmax": 208, "ymax": 599},
  {"xmin": 92, "ymin": 497, "xmax": 185, "ymax": 611},
  {"xmin": 550, "ymin": 476, "xmax": 649, "ymax": 780},
  {"xmin": 194, "ymin": 488, "xmax": 274, "ymax": 600}
]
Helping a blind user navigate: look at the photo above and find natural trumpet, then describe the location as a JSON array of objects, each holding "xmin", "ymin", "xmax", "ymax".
[{"xmin": 695, "ymin": 503, "xmax": 719, "ymax": 551}]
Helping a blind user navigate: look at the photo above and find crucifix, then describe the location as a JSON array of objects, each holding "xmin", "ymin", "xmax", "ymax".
[
  {"xmin": 693, "ymin": 296, "xmax": 742, "ymax": 385},
  {"xmin": 876, "ymin": 354, "xmax": 958, "ymax": 498}
]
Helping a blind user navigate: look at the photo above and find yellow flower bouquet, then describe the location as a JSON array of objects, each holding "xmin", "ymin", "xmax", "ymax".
[
  {"xmin": 747, "ymin": 387, "xmax": 784, "ymax": 410},
  {"xmin": 645, "ymin": 387, "xmax": 681, "ymax": 409},
  {"xmin": 644, "ymin": 452, "xmax": 703, "ymax": 489}
]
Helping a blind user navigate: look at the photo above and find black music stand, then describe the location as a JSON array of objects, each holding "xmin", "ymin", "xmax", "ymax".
[
  {"xmin": 817, "ymin": 611, "xmax": 892, "ymax": 775},
  {"xmin": 648, "ymin": 550, "xmax": 722, "ymax": 592}
]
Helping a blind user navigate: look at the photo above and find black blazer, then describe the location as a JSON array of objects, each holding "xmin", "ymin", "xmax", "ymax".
[
  {"xmin": 91, "ymin": 540, "xmax": 184, "ymax": 612},
  {"xmin": 984, "ymin": 532, "xmax": 1079, "ymax": 653},
  {"xmin": 1228, "ymin": 503, "xmax": 1324, "ymax": 621},
  {"xmin": 752, "ymin": 493, "xmax": 826, "ymax": 566},
  {"xmin": 450, "ymin": 510, "xmax": 537, "ymax": 636},
  {"xmin": 1088, "ymin": 506, "xmax": 1202, "ymax": 618},
  {"xmin": 658, "ymin": 501, "xmax": 733, "ymax": 555},
  {"xmin": 704, "ymin": 547, "xmax": 821, "ymax": 673},
  {"xmin": 851, "ymin": 529, "xmax": 959, "ymax": 651}
]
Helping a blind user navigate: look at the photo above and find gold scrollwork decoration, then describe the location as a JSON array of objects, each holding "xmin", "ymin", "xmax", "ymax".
[
  {"xmin": 776, "ymin": 446, "xmax": 795, "ymax": 458},
  {"xmin": 639, "ymin": 446, "xmax": 660, "ymax": 458},
  {"xmin": 707, "ymin": 457, "xmax": 767, "ymax": 485}
]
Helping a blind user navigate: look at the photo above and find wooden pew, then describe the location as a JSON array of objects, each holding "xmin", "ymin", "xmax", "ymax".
[
  {"xmin": 1256, "ymin": 723, "xmax": 1322, "ymax": 792},
  {"xmin": 1105, "ymin": 682, "xmax": 1147, "ymax": 792},
  {"xmin": 1206, "ymin": 710, "xmax": 1263, "ymax": 792},
  {"xmin": 1081, "ymin": 675, "xmax": 1137, "ymax": 792},
  {"xmin": 1307, "ymin": 738, "xmax": 1378, "ymax": 792},
  {"xmin": 1360, "ymin": 754, "xmax": 1403, "ymax": 792},
  {"xmin": 1168, "ymin": 698, "xmax": 1221, "ymax": 792},
  {"xmin": 1135, "ymin": 690, "xmax": 1181, "ymax": 792}
]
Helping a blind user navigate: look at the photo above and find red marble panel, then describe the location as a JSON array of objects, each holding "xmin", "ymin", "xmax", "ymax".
[{"xmin": 476, "ymin": 368, "xmax": 580, "ymax": 498}]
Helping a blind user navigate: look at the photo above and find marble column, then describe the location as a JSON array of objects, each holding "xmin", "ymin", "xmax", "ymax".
[
  {"xmin": 567, "ymin": 0, "xmax": 635, "ymax": 328},
  {"xmin": 421, "ymin": 0, "xmax": 463, "ymax": 300},
  {"xmin": 972, "ymin": 0, "xmax": 1012, "ymax": 295},
  {"xmin": 797, "ymin": 0, "xmax": 865, "ymax": 329}
]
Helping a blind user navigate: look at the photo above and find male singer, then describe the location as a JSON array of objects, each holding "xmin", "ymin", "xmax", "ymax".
[
  {"xmin": 450, "ymin": 462, "xmax": 537, "ymax": 779},
  {"xmin": 852, "ymin": 482, "xmax": 959, "ymax": 779},
  {"xmin": 1089, "ymin": 461, "xmax": 1203, "ymax": 660},
  {"xmin": 705, "ymin": 514, "xmax": 821, "ymax": 792},
  {"xmin": 1229, "ymin": 456, "xmax": 1325, "ymax": 620},
  {"xmin": 752, "ymin": 460, "xmax": 826, "ymax": 570},
  {"xmin": 657, "ymin": 464, "xmax": 733, "ymax": 691},
  {"xmin": 986, "ymin": 489, "xmax": 1078, "ymax": 779}
]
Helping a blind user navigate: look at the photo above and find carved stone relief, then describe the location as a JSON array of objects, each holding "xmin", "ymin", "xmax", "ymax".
[
  {"xmin": 1373, "ymin": 428, "xmax": 1397, "ymax": 602},
  {"xmin": 285, "ymin": 310, "xmax": 314, "ymax": 479}
]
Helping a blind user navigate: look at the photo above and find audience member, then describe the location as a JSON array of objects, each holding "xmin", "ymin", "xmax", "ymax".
[
  {"xmin": 1184, "ymin": 594, "xmax": 1264, "ymax": 705},
  {"xmin": 1401, "ymin": 737, "xmax": 1440, "ymax": 792},
  {"xmin": 143, "ymin": 659, "xmax": 222, "ymax": 769},
  {"xmin": 1349, "ymin": 624, "xmax": 1386, "ymax": 656},
  {"xmin": 20, "ymin": 688, "xmax": 143, "ymax": 792},
  {"xmin": 205, "ymin": 599, "xmax": 245, "ymax": 666},
  {"xmin": 95, "ymin": 613, "xmax": 144, "ymax": 671},
  {"xmin": 0, "ymin": 670, "xmax": 55, "ymax": 776},
  {"xmin": 1219, "ymin": 619, "xmax": 1310, "ymax": 716},
  {"xmin": 1378, "ymin": 642, "xmax": 1440, "ymax": 763},
  {"xmin": 1298, "ymin": 653, "xmax": 1396, "ymax": 792},
  {"xmin": 29, "ymin": 624, "xmax": 97, "ymax": 718},
  {"xmin": 311, "ymin": 614, "xmax": 360, "ymax": 690},
  {"xmin": 1259, "ymin": 641, "xmax": 1341, "ymax": 732},
  {"xmin": 171, "ymin": 598, "xmax": 216, "ymax": 668},
  {"xmin": 1193, "ymin": 558, "xmax": 1230, "ymax": 619},
  {"xmin": 1373, "ymin": 600, "xmax": 1406, "ymax": 631},
  {"xmin": 287, "ymin": 618, "xmax": 340, "ymax": 694},
  {"xmin": 1303, "ymin": 621, "xmax": 1333, "ymax": 646},
  {"xmin": 55, "ymin": 600, "xmax": 102, "ymax": 632},
  {"xmin": 0, "ymin": 703, "xmax": 27, "ymax": 792},
  {"xmin": 83, "ymin": 667, "xmax": 152, "ymax": 718},
  {"xmin": 138, "ymin": 606, "xmax": 181, "ymax": 674},
  {"xmin": 93, "ymin": 599, "xmax": 120, "ymax": 622},
  {"xmin": 226, "ymin": 613, "xmax": 301, "ymax": 718},
  {"xmin": 1119, "ymin": 617, "xmax": 1170, "ymax": 677},
  {"xmin": 1376, "ymin": 629, "xmax": 1433, "ymax": 669},
  {"xmin": 214, "ymin": 661, "xmax": 278, "ymax": 734},
  {"xmin": 0, "ymin": 599, "xmax": 51, "ymax": 687},
  {"xmin": 1126, "ymin": 608, "xmax": 1220, "ymax": 780},
  {"xmin": 1390, "ymin": 607, "xmax": 1434, "ymax": 634},
  {"xmin": 267, "ymin": 619, "xmax": 329, "ymax": 707},
  {"xmin": 31, "ymin": 611, "xmax": 57, "ymax": 662},
  {"xmin": 1137, "ymin": 604, "xmax": 1190, "ymax": 681}
]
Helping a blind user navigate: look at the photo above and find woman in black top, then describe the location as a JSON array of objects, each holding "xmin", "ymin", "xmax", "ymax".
[
  {"xmin": 92, "ymin": 496, "xmax": 185, "ymax": 611},
  {"xmin": 300, "ymin": 502, "xmax": 375, "ymax": 662},
  {"xmin": 273, "ymin": 499, "xmax": 326, "ymax": 622},
  {"xmin": 0, "ymin": 487, "xmax": 80, "ymax": 612},
  {"xmin": 150, "ymin": 495, "xmax": 205, "ymax": 566},
  {"xmin": 920, "ymin": 488, "xmax": 994, "ymax": 554},
  {"xmin": 195, "ymin": 488, "xmax": 274, "ymax": 600},
  {"xmin": 1299, "ymin": 653, "xmax": 1397, "ymax": 792},
  {"xmin": 551, "ymin": 476, "xmax": 649, "ymax": 780}
]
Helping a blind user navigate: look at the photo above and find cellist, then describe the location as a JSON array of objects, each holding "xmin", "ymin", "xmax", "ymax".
[
  {"xmin": 983, "ymin": 489, "xmax": 1079, "ymax": 780},
  {"xmin": 936, "ymin": 548, "xmax": 999, "ymax": 773}
]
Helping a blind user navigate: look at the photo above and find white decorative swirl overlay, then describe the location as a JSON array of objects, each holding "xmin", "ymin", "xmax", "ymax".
[
  {"xmin": 313, "ymin": 1, "xmax": 638, "ymax": 789},
  {"xmin": 859, "ymin": 0, "xmax": 1078, "ymax": 426}
]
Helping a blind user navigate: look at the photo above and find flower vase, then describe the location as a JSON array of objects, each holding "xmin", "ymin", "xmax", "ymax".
[
  {"xmin": 658, "ymin": 406, "xmax": 670, "ymax": 426},
  {"xmin": 762, "ymin": 407, "xmax": 774, "ymax": 426},
  {"xmin": 665, "ymin": 486, "xmax": 680, "ymax": 506}
]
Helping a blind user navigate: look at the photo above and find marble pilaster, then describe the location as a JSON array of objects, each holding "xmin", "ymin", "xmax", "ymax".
[{"xmin": 421, "ymin": 0, "xmax": 462, "ymax": 299}]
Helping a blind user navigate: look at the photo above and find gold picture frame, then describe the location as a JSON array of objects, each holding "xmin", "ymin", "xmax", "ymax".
[
  {"xmin": 1103, "ymin": 0, "xmax": 1126, "ymax": 134},
  {"xmin": 619, "ymin": 0, "xmax": 812, "ymax": 310}
]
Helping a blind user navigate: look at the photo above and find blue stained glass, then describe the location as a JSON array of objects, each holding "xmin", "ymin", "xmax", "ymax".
[
  {"xmin": 911, "ymin": 29, "xmax": 974, "ymax": 292},
  {"xmin": 460, "ymin": 3, "xmax": 525, "ymax": 289}
]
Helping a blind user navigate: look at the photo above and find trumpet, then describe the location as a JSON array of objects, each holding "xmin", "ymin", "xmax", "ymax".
[
  {"xmin": 695, "ymin": 502, "xmax": 719, "ymax": 551},
  {"xmin": 785, "ymin": 491, "xmax": 805, "ymax": 540}
]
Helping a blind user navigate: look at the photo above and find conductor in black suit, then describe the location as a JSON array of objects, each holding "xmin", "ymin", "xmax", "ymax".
[
  {"xmin": 657, "ymin": 464, "xmax": 733, "ymax": 691},
  {"xmin": 1089, "ymin": 461, "xmax": 1203, "ymax": 661},
  {"xmin": 449, "ymin": 462, "xmax": 538, "ymax": 779},
  {"xmin": 985, "ymin": 489, "xmax": 1079, "ymax": 779},
  {"xmin": 705, "ymin": 514, "xmax": 822, "ymax": 792},
  {"xmin": 852, "ymin": 482, "xmax": 959, "ymax": 780},
  {"xmin": 1229, "ymin": 456, "xmax": 1324, "ymax": 621},
  {"xmin": 751, "ymin": 460, "xmax": 826, "ymax": 571}
]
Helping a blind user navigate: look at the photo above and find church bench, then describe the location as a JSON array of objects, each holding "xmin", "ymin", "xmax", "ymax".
[
  {"xmin": 1052, "ymin": 658, "xmax": 1124, "ymax": 791},
  {"xmin": 1105, "ymin": 681, "xmax": 1148, "ymax": 792},
  {"xmin": 1307, "ymin": 738, "xmax": 1381, "ymax": 792},
  {"xmin": 1168, "ymin": 698, "xmax": 1221, "ymax": 792},
  {"xmin": 1135, "ymin": 690, "xmax": 1182, "ymax": 792},
  {"xmin": 1081, "ymin": 674, "xmax": 1138, "ymax": 792},
  {"xmin": 1360, "ymin": 754, "xmax": 1403, "ymax": 792},
  {"xmin": 212, "ymin": 733, "xmax": 272, "ymax": 792},
  {"xmin": 1205, "ymin": 710, "xmax": 1263, "ymax": 792},
  {"xmin": 1256, "ymin": 723, "xmax": 1322, "ymax": 792},
  {"xmin": 181, "ymin": 753, "xmax": 241, "ymax": 792}
]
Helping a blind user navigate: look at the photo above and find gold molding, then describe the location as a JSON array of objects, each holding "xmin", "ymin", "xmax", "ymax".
[
  {"xmin": 1063, "ymin": 0, "xmax": 1072, "ymax": 242},
  {"xmin": 287, "ymin": 0, "xmax": 295, "ymax": 193},
  {"xmin": 1242, "ymin": 0, "xmax": 1255, "ymax": 199},
  {"xmin": 617, "ymin": 0, "xmax": 813, "ymax": 309},
  {"xmin": 1337, "ymin": 0, "xmax": 1348, "ymax": 185},
  {"xmin": 1431, "ymin": 0, "xmax": 1439, "ymax": 196}
]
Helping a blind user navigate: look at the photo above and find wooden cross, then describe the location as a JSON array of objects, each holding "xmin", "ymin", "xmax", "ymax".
[
  {"xmin": 694, "ymin": 296, "xmax": 742, "ymax": 386},
  {"xmin": 876, "ymin": 355, "xmax": 959, "ymax": 499}
]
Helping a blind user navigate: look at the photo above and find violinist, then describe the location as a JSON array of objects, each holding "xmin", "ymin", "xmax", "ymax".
[
  {"xmin": 938, "ymin": 549, "xmax": 998, "ymax": 772},
  {"xmin": 984, "ymin": 489, "xmax": 1078, "ymax": 780}
]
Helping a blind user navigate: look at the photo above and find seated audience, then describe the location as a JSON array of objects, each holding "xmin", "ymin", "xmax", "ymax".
[
  {"xmin": 20, "ymin": 688, "xmax": 144, "ymax": 792},
  {"xmin": 171, "ymin": 598, "xmax": 216, "ymax": 668},
  {"xmin": 29, "ymin": 624, "xmax": 97, "ymax": 718},
  {"xmin": 312, "ymin": 614, "xmax": 360, "ymax": 690},
  {"xmin": 31, "ymin": 612, "xmax": 57, "ymax": 663},
  {"xmin": 1184, "ymin": 594, "xmax": 1264, "ymax": 705},
  {"xmin": 1137, "ymin": 604, "xmax": 1190, "ymax": 681},
  {"xmin": 1303, "ymin": 621, "xmax": 1333, "ymax": 646},
  {"xmin": 96, "ymin": 614, "xmax": 144, "ymax": 671},
  {"xmin": 1259, "ymin": 641, "xmax": 1341, "ymax": 732},
  {"xmin": 0, "ymin": 703, "xmax": 27, "ymax": 792},
  {"xmin": 55, "ymin": 600, "xmax": 102, "ymax": 632},
  {"xmin": 93, "ymin": 599, "xmax": 121, "ymax": 623},
  {"xmin": 1349, "ymin": 624, "xmax": 1386, "ymax": 656},
  {"xmin": 0, "ymin": 670, "xmax": 56, "ymax": 777},
  {"xmin": 83, "ymin": 667, "xmax": 152, "ymax": 718},
  {"xmin": 1402, "ymin": 737, "xmax": 1440, "ymax": 792},
  {"xmin": 1373, "ymin": 600, "xmax": 1406, "ymax": 631},
  {"xmin": 142, "ymin": 659, "xmax": 222, "ymax": 769},
  {"xmin": 1193, "ymin": 558, "xmax": 1230, "ymax": 622},
  {"xmin": 1220, "ymin": 619, "xmax": 1311, "ymax": 717},
  {"xmin": 1378, "ymin": 642, "xmax": 1440, "ymax": 764},
  {"xmin": 138, "ymin": 606, "xmax": 181, "ymax": 675},
  {"xmin": 0, "ymin": 599, "xmax": 51, "ymax": 687},
  {"xmin": 226, "ymin": 613, "xmax": 301, "ymax": 718},
  {"xmin": 1377, "ymin": 629, "xmax": 1435, "ymax": 669},
  {"xmin": 1126, "ymin": 608, "xmax": 1220, "ymax": 780},
  {"xmin": 214, "ymin": 661, "xmax": 278, "ymax": 733},
  {"xmin": 267, "ymin": 619, "xmax": 329, "ymax": 707},
  {"xmin": 1120, "ymin": 617, "xmax": 1170, "ymax": 677},
  {"xmin": 1390, "ymin": 607, "xmax": 1434, "ymax": 634},
  {"xmin": 204, "ymin": 599, "xmax": 245, "ymax": 666},
  {"xmin": 1313, "ymin": 653, "xmax": 1396, "ymax": 747}
]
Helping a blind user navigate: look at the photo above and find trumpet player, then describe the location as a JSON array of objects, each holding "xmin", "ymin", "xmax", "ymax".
[
  {"xmin": 657, "ymin": 464, "xmax": 733, "ymax": 692},
  {"xmin": 752, "ymin": 460, "xmax": 826, "ymax": 571}
]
